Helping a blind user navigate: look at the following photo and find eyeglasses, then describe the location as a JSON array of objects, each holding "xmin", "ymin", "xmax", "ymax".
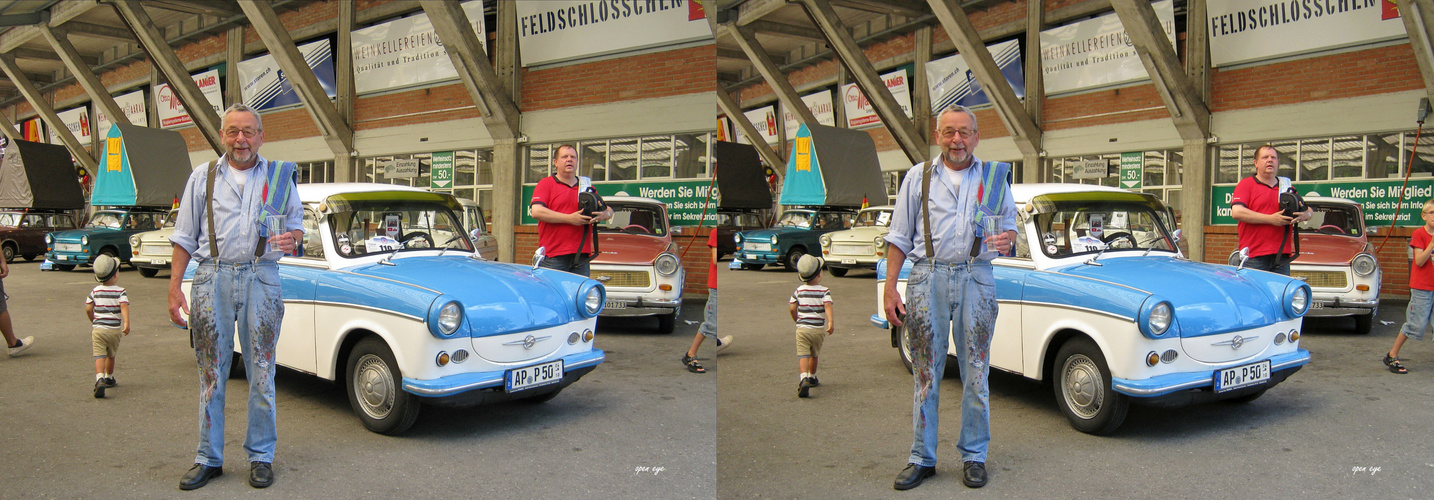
[
  {"xmin": 938, "ymin": 128, "xmax": 977, "ymax": 140},
  {"xmin": 223, "ymin": 127, "xmax": 260, "ymax": 139}
]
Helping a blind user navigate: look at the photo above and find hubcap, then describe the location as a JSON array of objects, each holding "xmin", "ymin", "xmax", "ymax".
[
  {"xmin": 1061, "ymin": 354, "xmax": 1103, "ymax": 419},
  {"xmin": 354, "ymin": 354, "xmax": 394, "ymax": 419}
]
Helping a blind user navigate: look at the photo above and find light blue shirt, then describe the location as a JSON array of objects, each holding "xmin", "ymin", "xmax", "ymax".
[
  {"xmin": 169, "ymin": 155, "xmax": 303, "ymax": 263},
  {"xmin": 884, "ymin": 155, "xmax": 1017, "ymax": 262}
]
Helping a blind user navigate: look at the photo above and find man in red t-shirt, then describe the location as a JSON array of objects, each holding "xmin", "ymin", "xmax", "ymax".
[
  {"xmin": 1230, "ymin": 144, "xmax": 1312, "ymax": 275},
  {"xmin": 529, "ymin": 144, "xmax": 611, "ymax": 276},
  {"xmin": 682, "ymin": 228, "xmax": 731, "ymax": 373}
]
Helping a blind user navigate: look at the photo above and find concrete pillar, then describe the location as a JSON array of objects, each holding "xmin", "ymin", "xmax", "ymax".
[
  {"xmin": 1182, "ymin": 138, "xmax": 1210, "ymax": 261},
  {"xmin": 493, "ymin": 138, "xmax": 521, "ymax": 263}
]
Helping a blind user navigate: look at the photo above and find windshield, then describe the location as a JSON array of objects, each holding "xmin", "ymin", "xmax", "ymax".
[
  {"xmin": 854, "ymin": 209, "xmax": 893, "ymax": 228},
  {"xmin": 775, "ymin": 211, "xmax": 813, "ymax": 228},
  {"xmin": 1297, "ymin": 202, "xmax": 1362, "ymax": 236},
  {"xmin": 598, "ymin": 202, "xmax": 666, "ymax": 236},
  {"xmin": 1028, "ymin": 193, "xmax": 1178, "ymax": 258},
  {"xmin": 0, "ymin": 213, "xmax": 19, "ymax": 226},
  {"xmin": 324, "ymin": 193, "xmax": 474, "ymax": 258},
  {"xmin": 88, "ymin": 212, "xmax": 125, "ymax": 229}
]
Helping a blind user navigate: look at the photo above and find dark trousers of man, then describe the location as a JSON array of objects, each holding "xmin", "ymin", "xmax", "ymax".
[
  {"xmin": 539, "ymin": 252, "xmax": 592, "ymax": 277},
  {"xmin": 1245, "ymin": 254, "xmax": 1292, "ymax": 276}
]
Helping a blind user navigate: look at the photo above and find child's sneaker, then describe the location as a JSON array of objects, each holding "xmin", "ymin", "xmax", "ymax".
[
  {"xmin": 798, "ymin": 377, "xmax": 814, "ymax": 398},
  {"xmin": 93, "ymin": 379, "xmax": 106, "ymax": 399},
  {"xmin": 103, "ymin": 377, "xmax": 116, "ymax": 388},
  {"xmin": 716, "ymin": 335, "xmax": 733, "ymax": 353},
  {"xmin": 807, "ymin": 377, "xmax": 820, "ymax": 386},
  {"xmin": 7, "ymin": 336, "xmax": 33, "ymax": 356}
]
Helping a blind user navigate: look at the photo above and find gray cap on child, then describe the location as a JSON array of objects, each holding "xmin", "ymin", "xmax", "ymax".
[
  {"xmin": 93, "ymin": 254, "xmax": 120, "ymax": 283},
  {"xmin": 796, "ymin": 254, "xmax": 824, "ymax": 282}
]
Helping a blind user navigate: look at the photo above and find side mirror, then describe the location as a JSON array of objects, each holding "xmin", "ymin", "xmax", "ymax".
[
  {"xmin": 532, "ymin": 246, "xmax": 546, "ymax": 270},
  {"xmin": 671, "ymin": 226, "xmax": 683, "ymax": 235},
  {"xmin": 470, "ymin": 228, "xmax": 482, "ymax": 242},
  {"xmin": 1171, "ymin": 228, "xmax": 1182, "ymax": 244},
  {"xmin": 1228, "ymin": 247, "xmax": 1251, "ymax": 270}
]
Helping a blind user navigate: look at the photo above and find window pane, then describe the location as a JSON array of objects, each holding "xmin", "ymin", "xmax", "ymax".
[
  {"xmin": 478, "ymin": 188, "xmax": 493, "ymax": 222},
  {"xmin": 641, "ymin": 136, "xmax": 673, "ymax": 179},
  {"xmin": 1414, "ymin": 132, "xmax": 1434, "ymax": 176},
  {"xmin": 1268, "ymin": 141, "xmax": 1297, "ymax": 180},
  {"xmin": 1296, "ymin": 139, "xmax": 1327, "ymax": 181},
  {"xmin": 1143, "ymin": 151, "xmax": 1165, "ymax": 186},
  {"xmin": 455, "ymin": 150, "xmax": 477, "ymax": 187},
  {"xmin": 1368, "ymin": 132, "xmax": 1403, "ymax": 179},
  {"xmin": 609, "ymin": 138, "xmax": 638, "ymax": 181},
  {"xmin": 1215, "ymin": 146, "xmax": 1241, "ymax": 184},
  {"xmin": 1167, "ymin": 149, "xmax": 1183, "ymax": 185},
  {"xmin": 525, "ymin": 146, "xmax": 550, "ymax": 183},
  {"xmin": 1331, "ymin": 135, "xmax": 1363, "ymax": 179},
  {"xmin": 578, "ymin": 140, "xmax": 608, "ymax": 181},
  {"xmin": 673, "ymin": 133, "xmax": 708, "ymax": 179}
]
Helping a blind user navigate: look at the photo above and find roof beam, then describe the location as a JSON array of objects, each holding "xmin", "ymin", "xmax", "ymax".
[
  {"xmin": 145, "ymin": 0, "xmax": 243, "ymax": 17},
  {"xmin": 730, "ymin": 0, "xmax": 794, "ymax": 26},
  {"xmin": 1399, "ymin": 0, "xmax": 1434, "ymax": 104},
  {"xmin": 422, "ymin": 1, "xmax": 522, "ymax": 140},
  {"xmin": 1110, "ymin": 0, "xmax": 1209, "ymax": 140},
  {"xmin": 39, "ymin": 24, "xmax": 128, "ymax": 127},
  {"xmin": 927, "ymin": 0, "xmax": 1042, "ymax": 155},
  {"xmin": 833, "ymin": 0, "xmax": 929, "ymax": 17},
  {"xmin": 723, "ymin": 23, "xmax": 817, "ymax": 127},
  {"xmin": 747, "ymin": 19, "xmax": 826, "ymax": 41},
  {"xmin": 0, "ymin": 53, "xmax": 97, "ymax": 173},
  {"xmin": 799, "ymin": 0, "xmax": 928, "ymax": 162},
  {"xmin": 237, "ymin": 0, "xmax": 354, "ymax": 153},
  {"xmin": 717, "ymin": 87, "xmax": 787, "ymax": 171},
  {"xmin": 0, "ymin": 114, "xmax": 22, "ymax": 141},
  {"xmin": 112, "ymin": 0, "xmax": 223, "ymax": 154}
]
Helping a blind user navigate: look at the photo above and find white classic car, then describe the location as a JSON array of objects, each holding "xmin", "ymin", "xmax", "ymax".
[
  {"xmin": 589, "ymin": 196, "xmax": 685, "ymax": 333},
  {"xmin": 129, "ymin": 209, "xmax": 179, "ymax": 277},
  {"xmin": 183, "ymin": 183, "xmax": 606, "ymax": 435},
  {"xmin": 819, "ymin": 205, "xmax": 894, "ymax": 276},
  {"xmin": 872, "ymin": 184, "xmax": 1312, "ymax": 435}
]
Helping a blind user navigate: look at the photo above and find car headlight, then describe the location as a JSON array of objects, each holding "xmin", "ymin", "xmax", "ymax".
[
  {"xmin": 437, "ymin": 301, "xmax": 462, "ymax": 335},
  {"xmin": 734, "ymin": 233, "xmax": 743, "ymax": 243},
  {"xmin": 1286, "ymin": 283, "xmax": 1311, "ymax": 317},
  {"xmin": 579, "ymin": 283, "xmax": 604, "ymax": 318},
  {"xmin": 769, "ymin": 234, "xmax": 778, "ymax": 244},
  {"xmin": 1138, "ymin": 298, "xmax": 1176, "ymax": 338},
  {"xmin": 820, "ymin": 235, "xmax": 830, "ymax": 247},
  {"xmin": 45, "ymin": 234, "xmax": 51, "ymax": 244},
  {"xmin": 656, "ymin": 253, "xmax": 680, "ymax": 276},
  {"xmin": 81, "ymin": 235, "xmax": 88, "ymax": 245},
  {"xmin": 874, "ymin": 236, "xmax": 886, "ymax": 247},
  {"xmin": 129, "ymin": 235, "xmax": 140, "ymax": 247},
  {"xmin": 1352, "ymin": 253, "xmax": 1377, "ymax": 277}
]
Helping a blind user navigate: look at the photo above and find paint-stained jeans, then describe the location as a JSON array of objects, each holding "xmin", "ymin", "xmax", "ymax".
[
  {"xmin": 905, "ymin": 259, "xmax": 996, "ymax": 467},
  {"xmin": 190, "ymin": 261, "xmax": 284, "ymax": 467}
]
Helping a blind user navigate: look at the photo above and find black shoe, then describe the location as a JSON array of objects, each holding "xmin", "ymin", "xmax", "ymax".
[
  {"xmin": 807, "ymin": 377, "xmax": 820, "ymax": 386},
  {"xmin": 894, "ymin": 463, "xmax": 935, "ymax": 490},
  {"xmin": 179, "ymin": 464, "xmax": 222, "ymax": 490},
  {"xmin": 93, "ymin": 379, "xmax": 105, "ymax": 399},
  {"xmin": 797, "ymin": 377, "xmax": 814, "ymax": 398},
  {"xmin": 962, "ymin": 461, "xmax": 987, "ymax": 488},
  {"xmin": 103, "ymin": 377, "xmax": 116, "ymax": 388},
  {"xmin": 249, "ymin": 462, "xmax": 274, "ymax": 488}
]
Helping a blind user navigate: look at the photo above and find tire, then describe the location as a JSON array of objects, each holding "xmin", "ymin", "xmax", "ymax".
[
  {"xmin": 138, "ymin": 267, "xmax": 159, "ymax": 278},
  {"xmin": 740, "ymin": 263, "xmax": 764, "ymax": 271},
  {"xmin": 2, "ymin": 243, "xmax": 14, "ymax": 263},
  {"xmin": 1353, "ymin": 311, "xmax": 1374, "ymax": 335},
  {"xmin": 228, "ymin": 352, "xmax": 246, "ymax": 379},
  {"xmin": 346, "ymin": 337, "xmax": 421, "ymax": 435},
  {"xmin": 895, "ymin": 325, "xmax": 960, "ymax": 378},
  {"xmin": 657, "ymin": 311, "xmax": 677, "ymax": 334},
  {"xmin": 784, "ymin": 247, "xmax": 806, "ymax": 269},
  {"xmin": 1053, "ymin": 338, "xmax": 1128, "ymax": 435},
  {"xmin": 22, "ymin": 254, "xmax": 37, "ymax": 261},
  {"xmin": 56, "ymin": 264, "xmax": 76, "ymax": 272},
  {"xmin": 829, "ymin": 266, "xmax": 848, "ymax": 277},
  {"xmin": 523, "ymin": 387, "xmax": 563, "ymax": 404}
]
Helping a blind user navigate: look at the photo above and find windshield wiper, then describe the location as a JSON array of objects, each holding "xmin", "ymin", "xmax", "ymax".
[
  {"xmin": 1083, "ymin": 246, "xmax": 1107, "ymax": 266},
  {"xmin": 378, "ymin": 245, "xmax": 401, "ymax": 266}
]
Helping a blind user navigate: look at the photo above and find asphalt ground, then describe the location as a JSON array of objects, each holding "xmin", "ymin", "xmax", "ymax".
[
  {"xmin": 716, "ymin": 261, "xmax": 1434, "ymax": 499},
  {"xmin": 0, "ymin": 260, "xmax": 716, "ymax": 498}
]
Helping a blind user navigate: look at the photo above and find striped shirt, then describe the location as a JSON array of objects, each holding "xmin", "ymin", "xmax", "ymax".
[
  {"xmin": 789, "ymin": 284, "xmax": 832, "ymax": 327},
  {"xmin": 86, "ymin": 285, "xmax": 128, "ymax": 328}
]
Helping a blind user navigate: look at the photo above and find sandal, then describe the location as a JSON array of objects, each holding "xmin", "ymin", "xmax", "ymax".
[
  {"xmin": 682, "ymin": 354, "xmax": 706, "ymax": 373},
  {"xmin": 1384, "ymin": 353, "xmax": 1409, "ymax": 374}
]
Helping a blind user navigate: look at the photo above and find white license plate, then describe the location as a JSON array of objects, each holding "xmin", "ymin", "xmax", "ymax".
[
  {"xmin": 605, "ymin": 300, "xmax": 626, "ymax": 310},
  {"xmin": 56, "ymin": 255, "xmax": 69, "ymax": 261},
  {"xmin": 1309, "ymin": 301, "xmax": 1325, "ymax": 309},
  {"xmin": 506, "ymin": 360, "xmax": 564, "ymax": 392},
  {"xmin": 154, "ymin": 259, "xmax": 168, "ymax": 266},
  {"xmin": 841, "ymin": 258, "xmax": 857, "ymax": 264},
  {"xmin": 1214, "ymin": 360, "xmax": 1271, "ymax": 393}
]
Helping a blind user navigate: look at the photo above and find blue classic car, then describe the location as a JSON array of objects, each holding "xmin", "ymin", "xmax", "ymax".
[
  {"xmin": 183, "ymin": 183, "xmax": 606, "ymax": 435},
  {"xmin": 734, "ymin": 208, "xmax": 854, "ymax": 270},
  {"xmin": 46, "ymin": 208, "xmax": 169, "ymax": 271},
  {"xmin": 871, "ymin": 184, "xmax": 1312, "ymax": 435}
]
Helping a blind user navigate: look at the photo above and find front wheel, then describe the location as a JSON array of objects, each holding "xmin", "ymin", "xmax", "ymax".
[
  {"xmin": 784, "ymin": 247, "xmax": 807, "ymax": 270},
  {"xmin": 1353, "ymin": 311, "xmax": 1374, "ymax": 335},
  {"xmin": 740, "ymin": 263, "xmax": 764, "ymax": 271},
  {"xmin": 657, "ymin": 311, "xmax": 676, "ymax": 333},
  {"xmin": 828, "ymin": 266, "xmax": 848, "ymax": 277},
  {"xmin": 1053, "ymin": 338, "xmax": 1128, "ymax": 435},
  {"xmin": 138, "ymin": 267, "xmax": 160, "ymax": 278},
  {"xmin": 347, "ymin": 337, "xmax": 421, "ymax": 435},
  {"xmin": 2, "ymin": 243, "xmax": 14, "ymax": 263},
  {"xmin": 55, "ymin": 264, "xmax": 76, "ymax": 272}
]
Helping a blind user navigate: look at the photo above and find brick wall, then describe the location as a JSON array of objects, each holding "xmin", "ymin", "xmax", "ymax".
[
  {"xmin": 1202, "ymin": 225, "xmax": 1414, "ymax": 300},
  {"xmin": 1211, "ymin": 44, "xmax": 1423, "ymax": 112},
  {"xmin": 521, "ymin": 44, "xmax": 715, "ymax": 112},
  {"xmin": 515, "ymin": 224, "xmax": 713, "ymax": 297}
]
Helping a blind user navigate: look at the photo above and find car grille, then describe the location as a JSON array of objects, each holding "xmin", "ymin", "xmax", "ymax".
[
  {"xmin": 143, "ymin": 244, "xmax": 170, "ymax": 255},
  {"xmin": 833, "ymin": 244, "xmax": 873, "ymax": 255},
  {"xmin": 1294, "ymin": 270, "xmax": 1347, "ymax": 289},
  {"xmin": 55, "ymin": 243, "xmax": 81, "ymax": 252},
  {"xmin": 594, "ymin": 270, "xmax": 650, "ymax": 288},
  {"xmin": 746, "ymin": 242, "xmax": 771, "ymax": 252}
]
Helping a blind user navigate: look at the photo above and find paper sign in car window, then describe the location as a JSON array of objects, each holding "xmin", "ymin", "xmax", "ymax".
[
  {"xmin": 383, "ymin": 213, "xmax": 401, "ymax": 238},
  {"xmin": 366, "ymin": 235, "xmax": 399, "ymax": 253},
  {"xmin": 876, "ymin": 211, "xmax": 892, "ymax": 226},
  {"xmin": 1088, "ymin": 214, "xmax": 1104, "ymax": 239},
  {"xmin": 1072, "ymin": 235, "xmax": 1105, "ymax": 253}
]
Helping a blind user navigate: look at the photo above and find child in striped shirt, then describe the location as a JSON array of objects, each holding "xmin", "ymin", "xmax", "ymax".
[
  {"xmin": 86, "ymin": 255, "xmax": 129, "ymax": 399},
  {"xmin": 789, "ymin": 255, "xmax": 834, "ymax": 398}
]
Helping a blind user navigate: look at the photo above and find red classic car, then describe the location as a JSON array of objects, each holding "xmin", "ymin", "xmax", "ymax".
[{"xmin": 590, "ymin": 196, "xmax": 686, "ymax": 333}]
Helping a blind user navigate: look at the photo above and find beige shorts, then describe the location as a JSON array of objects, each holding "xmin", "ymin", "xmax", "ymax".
[
  {"xmin": 92, "ymin": 326, "xmax": 122, "ymax": 358},
  {"xmin": 796, "ymin": 326, "xmax": 826, "ymax": 358}
]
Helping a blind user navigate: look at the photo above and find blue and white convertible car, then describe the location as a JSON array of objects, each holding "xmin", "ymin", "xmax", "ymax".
[
  {"xmin": 183, "ymin": 183, "xmax": 606, "ymax": 435},
  {"xmin": 871, "ymin": 184, "xmax": 1311, "ymax": 435}
]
